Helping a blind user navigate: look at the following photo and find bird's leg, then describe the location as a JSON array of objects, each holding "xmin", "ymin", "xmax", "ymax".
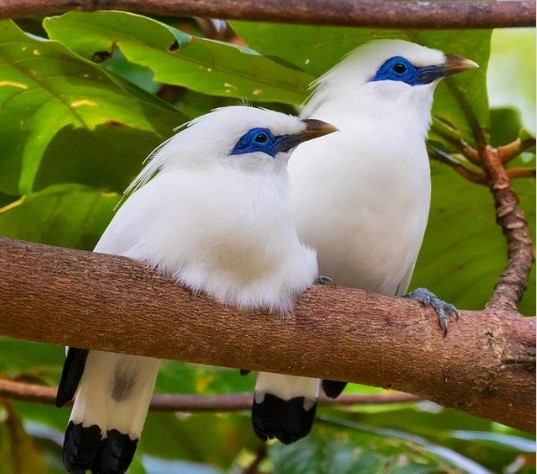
[{"xmin": 405, "ymin": 288, "xmax": 459, "ymax": 336}]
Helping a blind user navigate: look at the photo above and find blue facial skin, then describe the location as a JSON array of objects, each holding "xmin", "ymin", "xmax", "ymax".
[
  {"xmin": 231, "ymin": 128, "xmax": 298, "ymax": 158},
  {"xmin": 371, "ymin": 56, "xmax": 445, "ymax": 86}
]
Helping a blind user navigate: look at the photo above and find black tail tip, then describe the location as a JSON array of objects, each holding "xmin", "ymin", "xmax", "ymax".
[
  {"xmin": 252, "ymin": 393, "xmax": 316, "ymax": 445},
  {"xmin": 322, "ymin": 380, "xmax": 347, "ymax": 399},
  {"xmin": 63, "ymin": 421, "xmax": 102, "ymax": 473},
  {"xmin": 91, "ymin": 429, "xmax": 138, "ymax": 474}
]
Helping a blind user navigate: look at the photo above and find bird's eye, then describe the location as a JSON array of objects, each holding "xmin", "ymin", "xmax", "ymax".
[
  {"xmin": 254, "ymin": 132, "xmax": 269, "ymax": 144},
  {"xmin": 392, "ymin": 63, "xmax": 407, "ymax": 74}
]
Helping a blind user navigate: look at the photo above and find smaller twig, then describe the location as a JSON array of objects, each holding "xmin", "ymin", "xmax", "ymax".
[
  {"xmin": 498, "ymin": 138, "xmax": 537, "ymax": 165},
  {"xmin": 479, "ymin": 145, "xmax": 534, "ymax": 311},
  {"xmin": 430, "ymin": 149, "xmax": 487, "ymax": 185},
  {"xmin": 0, "ymin": 378, "xmax": 419, "ymax": 411},
  {"xmin": 506, "ymin": 168, "xmax": 536, "ymax": 180},
  {"xmin": 460, "ymin": 142, "xmax": 480, "ymax": 165},
  {"xmin": 430, "ymin": 124, "xmax": 480, "ymax": 165},
  {"xmin": 242, "ymin": 447, "xmax": 267, "ymax": 474}
]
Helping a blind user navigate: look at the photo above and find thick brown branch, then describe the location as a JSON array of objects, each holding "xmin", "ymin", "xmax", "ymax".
[
  {"xmin": 0, "ymin": 237, "xmax": 534, "ymax": 432},
  {"xmin": 0, "ymin": 0, "xmax": 534, "ymax": 28},
  {"xmin": 0, "ymin": 378, "xmax": 418, "ymax": 410},
  {"xmin": 479, "ymin": 146, "xmax": 535, "ymax": 312}
]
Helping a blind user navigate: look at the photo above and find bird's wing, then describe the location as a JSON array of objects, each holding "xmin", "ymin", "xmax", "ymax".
[
  {"xmin": 56, "ymin": 347, "xmax": 89, "ymax": 407},
  {"xmin": 395, "ymin": 258, "xmax": 418, "ymax": 296}
]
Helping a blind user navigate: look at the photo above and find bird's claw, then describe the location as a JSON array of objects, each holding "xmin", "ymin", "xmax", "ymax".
[
  {"xmin": 315, "ymin": 275, "xmax": 336, "ymax": 288},
  {"xmin": 405, "ymin": 287, "xmax": 459, "ymax": 336}
]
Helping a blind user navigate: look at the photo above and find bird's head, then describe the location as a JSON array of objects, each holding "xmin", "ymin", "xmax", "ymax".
[
  {"xmin": 304, "ymin": 39, "xmax": 478, "ymax": 125},
  {"xmin": 128, "ymin": 107, "xmax": 337, "ymax": 192}
]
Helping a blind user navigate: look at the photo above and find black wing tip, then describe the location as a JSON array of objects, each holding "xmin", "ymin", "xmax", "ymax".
[
  {"xmin": 57, "ymin": 348, "xmax": 90, "ymax": 409},
  {"xmin": 56, "ymin": 388, "xmax": 74, "ymax": 408},
  {"xmin": 63, "ymin": 421, "xmax": 102, "ymax": 473},
  {"xmin": 92, "ymin": 429, "xmax": 138, "ymax": 474},
  {"xmin": 321, "ymin": 380, "xmax": 347, "ymax": 399},
  {"xmin": 252, "ymin": 393, "xmax": 316, "ymax": 445}
]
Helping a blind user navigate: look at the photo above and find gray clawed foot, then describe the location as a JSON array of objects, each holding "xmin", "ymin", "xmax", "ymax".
[
  {"xmin": 405, "ymin": 287, "xmax": 459, "ymax": 336},
  {"xmin": 315, "ymin": 275, "xmax": 336, "ymax": 288}
]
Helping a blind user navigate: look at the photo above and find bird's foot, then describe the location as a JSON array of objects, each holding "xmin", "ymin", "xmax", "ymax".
[
  {"xmin": 315, "ymin": 275, "xmax": 336, "ymax": 288},
  {"xmin": 405, "ymin": 288, "xmax": 458, "ymax": 336}
]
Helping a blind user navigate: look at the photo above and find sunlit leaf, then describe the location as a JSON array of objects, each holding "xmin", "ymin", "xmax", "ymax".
[
  {"xmin": 0, "ymin": 20, "xmax": 181, "ymax": 195},
  {"xmin": 0, "ymin": 184, "xmax": 120, "ymax": 250},
  {"xmin": 44, "ymin": 11, "xmax": 312, "ymax": 105}
]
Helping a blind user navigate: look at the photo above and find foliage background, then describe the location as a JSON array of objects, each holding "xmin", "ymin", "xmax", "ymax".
[{"xmin": 0, "ymin": 11, "xmax": 534, "ymax": 474}]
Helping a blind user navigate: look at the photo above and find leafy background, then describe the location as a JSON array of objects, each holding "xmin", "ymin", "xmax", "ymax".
[{"xmin": 0, "ymin": 11, "xmax": 535, "ymax": 474}]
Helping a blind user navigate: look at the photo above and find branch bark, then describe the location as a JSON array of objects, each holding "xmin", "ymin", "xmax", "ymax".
[
  {"xmin": 0, "ymin": 378, "xmax": 419, "ymax": 410},
  {"xmin": 0, "ymin": 0, "xmax": 534, "ymax": 28},
  {"xmin": 0, "ymin": 237, "xmax": 534, "ymax": 432},
  {"xmin": 480, "ymin": 146, "xmax": 535, "ymax": 312}
]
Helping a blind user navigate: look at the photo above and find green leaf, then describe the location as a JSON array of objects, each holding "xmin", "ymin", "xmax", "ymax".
[
  {"xmin": 446, "ymin": 430, "xmax": 535, "ymax": 453},
  {"xmin": 0, "ymin": 338, "xmax": 63, "ymax": 386},
  {"xmin": 269, "ymin": 418, "xmax": 473, "ymax": 474},
  {"xmin": 44, "ymin": 11, "xmax": 312, "ymax": 104},
  {"xmin": 0, "ymin": 403, "xmax": 48, "ymax": 474},
  {"xmin": 156, "ymin": 362, "xmax": 253, "ymax": 394},
  {"xmin": 141, "ymin": 412, "xmax": 258, "ymax": 467},
  {"xmin": 489, "ymin": 107, "xmax": 522, "ymax": 147},
  {"xmin": 412, "ymin": 162, "xmax": 535, "ymax": 315},
  {"xmin": 0, "ymin": 20, "xmax": 181, "ymax": 195},
  {"xmin": 0, "ymin": 184, "xmax": 120, "ymax": 250}
]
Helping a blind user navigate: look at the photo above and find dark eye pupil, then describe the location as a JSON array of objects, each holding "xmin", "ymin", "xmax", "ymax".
[
  {"xmin": 393, "ymin": 63, "xmax": 407, "ymax": 74},
  {"xmin": 254, "ymin": 133, "xmax": 268, "ymax": 144}
]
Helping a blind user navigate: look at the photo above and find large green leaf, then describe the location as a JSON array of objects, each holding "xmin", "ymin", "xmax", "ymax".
[
  {"xmin": 43, "ymin": 11, "xmax": 312, "ymax": 105},
  {"xmin": 0, "ymin": 184, "xmax": 120, "ymax": 250},
  {"xmin": 269, "ymin": 418, "xmax": 478, "ymax": 474},
  {"xmin": 0, "ymin": 20, "xmax": 181, "ymax": 195}
]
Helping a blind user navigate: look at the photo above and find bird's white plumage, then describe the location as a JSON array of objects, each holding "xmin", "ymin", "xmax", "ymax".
[
  {"xmin": 69, "ymin": 106, "xmax": 322, "ymax": 451},
  {"xmin": 290, "ymin": 40, "xmax": 442, "ymax": 295},
  {"xmin": 97, "ymin": 107, "xmax": 317, "ymax": 313},
  {"xmin": 253, "ymin": 41, "xmax": 451, "ymax": 442}
]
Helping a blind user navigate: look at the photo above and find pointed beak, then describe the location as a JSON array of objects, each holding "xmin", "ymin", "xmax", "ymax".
[
  {"xmin": 299, "ymin": 119, "xmax": 339, "ymax": 141},
  {"xmin": 276, "ymin": 119, "xmax": 338, "ymax": 153},
  {"xmin": 443, "ymin": 54, "xmax": 479, "ymax": 76}
]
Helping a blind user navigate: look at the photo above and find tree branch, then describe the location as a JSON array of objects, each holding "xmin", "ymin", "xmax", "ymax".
[
  {"xmin": 0, "ymin": 0, "xmax": 534, "ymax": 28},
  {"xmin": 0, "ymin": 237, "xmax": 534, "ymax": 432},
  {"xmin": 0, "ymin": 378, "xmax": 419, "ymax": 411},
  {"xmin": 478, "ymin": 146, "xmax": 535, "ymax": 312}
]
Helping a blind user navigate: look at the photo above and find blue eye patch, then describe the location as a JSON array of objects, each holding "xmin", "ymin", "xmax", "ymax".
[
  {"xmin": 231, "ymin": 127, "xmax": 293, "ymax": 158},
  {"xmin": 371, "ymin": 56, "xmax": 445, "ymax": 86}
]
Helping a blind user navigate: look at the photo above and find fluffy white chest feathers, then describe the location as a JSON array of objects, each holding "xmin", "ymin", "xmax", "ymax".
[
  {"xmin": 289, "ymin": 107, "xmax": 431, "ymax": 294},
  {"xmin": 96, "ymin": 166, "xmax": 318, "ymax": 312}
]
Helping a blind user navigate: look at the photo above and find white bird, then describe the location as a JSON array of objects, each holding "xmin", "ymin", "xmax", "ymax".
[
  {"xmin": 55, "ymin": 106, "xmax": 337, "ymax": 473},
  {"xmin": 251, "ymin": 39, "xmax": 478, "ymax": 443}
]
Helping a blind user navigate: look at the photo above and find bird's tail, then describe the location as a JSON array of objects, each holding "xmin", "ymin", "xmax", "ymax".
[
  {"xmin": 63, "ymin": 351, "xmax": 160, "ymax": 474},
  {"xmin": 252, "ymin": 372, "xmax": 319, "ymax": 445}
]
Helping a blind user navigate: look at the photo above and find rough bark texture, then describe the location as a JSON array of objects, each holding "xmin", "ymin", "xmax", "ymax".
[
  {"xmin": 0, "ymin": 0, "xmax": 534, "ymax": 28},
  {"xmin": 480, "ymin": 145, "xmax": 535, "ymax": 312},
  {"xmin": 0, "ymin": 237, "xmax": 534, "ymax": 432}
]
